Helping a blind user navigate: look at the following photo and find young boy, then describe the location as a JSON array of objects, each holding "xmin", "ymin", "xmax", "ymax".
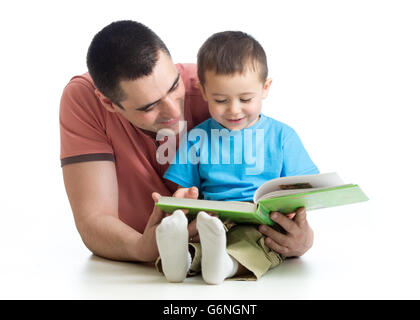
[{"xmin": 156, "ymin": 31, "xmax": 319, "ymax": 284}]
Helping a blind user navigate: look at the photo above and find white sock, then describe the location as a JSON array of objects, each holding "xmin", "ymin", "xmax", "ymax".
[
  {"xmin": 197, "ymin": 211, "xmax": 239, "ymax": 285},
  {"xmin": 156, "ymin": 210, "xmax": 191, "ymax": 283}
]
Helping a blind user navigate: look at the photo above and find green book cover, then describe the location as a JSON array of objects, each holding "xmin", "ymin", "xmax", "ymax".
[{"xmin": 156, "ymin": 173, "xmax": 369, "ymax": 226}]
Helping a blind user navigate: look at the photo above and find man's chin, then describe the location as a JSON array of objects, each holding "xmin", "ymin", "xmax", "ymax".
[{"xmin": 157, "ymin": 119, "xmax": 186, "ymax": 136}]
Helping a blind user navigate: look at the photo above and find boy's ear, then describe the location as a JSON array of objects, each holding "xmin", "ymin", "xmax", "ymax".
[
  {"xmin": 262, "ymin": 78, "xmax": 273, "ymax": 99},
  {"xmin": 196, "ymin": 82, "xmax": 208, "ymax": 101},
  {"xmin": 94, "ymin": 89, "xmax": 119, "ymax": 113}
]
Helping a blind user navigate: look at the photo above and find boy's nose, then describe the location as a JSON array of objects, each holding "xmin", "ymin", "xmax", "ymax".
[{"xmin": 227, "ymin": 101, "xmax": 242, "ymax": 114}]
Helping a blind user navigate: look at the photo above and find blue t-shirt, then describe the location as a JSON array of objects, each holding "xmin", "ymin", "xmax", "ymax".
[{"xmin": 164, "ymin": 113, "xmax": 319, "ymax": 201}]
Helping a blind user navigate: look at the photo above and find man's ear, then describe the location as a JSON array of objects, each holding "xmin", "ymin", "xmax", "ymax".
[
  {"xmin": 262, "ymin": 78, "xmax": 273, "ymax": 99},
  {"xmin": 196, "ymin": 82, "xmax": 208, "ymax": 102},
  {"xmin": 94, "ymin": 89, "xmax": 119, "ymax": 113}
]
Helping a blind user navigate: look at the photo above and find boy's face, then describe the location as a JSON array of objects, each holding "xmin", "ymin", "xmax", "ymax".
[{"xmin": 199, "ymin": 69, "xmax": 272, "ymax": 131}]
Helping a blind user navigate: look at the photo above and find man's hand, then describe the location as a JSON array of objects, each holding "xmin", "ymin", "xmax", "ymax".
[
  {"xmin": 136, "ymin": 193, "xmax": 167, "ymax": 262},
  {"xmin": 172, "ymin": 187, "xmax": 201, "ymax": 242},
  {"xmin": 140, "ymin": 187, "xmax": 200, "ymax": 261},
  {"xmin": 258, "ymin": 207, "xmax": 314, "ymax": 258}
]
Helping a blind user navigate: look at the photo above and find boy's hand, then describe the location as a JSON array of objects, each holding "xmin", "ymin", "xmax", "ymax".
[{"xmin": 258, "ymin": 207, "xmax": 313, "ymax": 258}]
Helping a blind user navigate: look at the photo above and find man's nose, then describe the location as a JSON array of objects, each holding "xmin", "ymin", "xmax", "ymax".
[{"xmin": 160, "ymin": 96, "xmax": 181, "ymax": 118}]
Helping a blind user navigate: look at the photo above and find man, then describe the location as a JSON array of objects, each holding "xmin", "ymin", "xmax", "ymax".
[{"xmin": 59, "ymin": 20, "xmax": 314, "ymax": 268}]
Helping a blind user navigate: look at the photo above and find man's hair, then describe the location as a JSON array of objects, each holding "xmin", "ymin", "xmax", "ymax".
[
  {"xmin": 197, "ymin": 31, "xmax": 268, "ymax": 85},
  {"xmin": 87, "ymin": 20, "xmax": 170, "ymax": 107}
]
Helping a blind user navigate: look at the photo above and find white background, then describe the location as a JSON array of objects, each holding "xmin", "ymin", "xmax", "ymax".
[{"xmin": 0, "ymin": 0, "xmax": 419, "ymax": 299}]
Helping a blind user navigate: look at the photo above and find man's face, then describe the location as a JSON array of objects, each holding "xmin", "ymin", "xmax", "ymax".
[
  {"xmin": 113, "ymin": 51, "xmax": 186, "ymax": 134},
  {"xmin": 199, "ymin": 68, "xmax": 271, "ymax": 131}
]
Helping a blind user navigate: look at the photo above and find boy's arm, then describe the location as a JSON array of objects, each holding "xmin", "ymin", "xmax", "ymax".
[
  {"xmin": 163, "ymin": 139, "xmax": 201, "ymax": 191},
  {"xmin": 261, "ymin": 127, "xmax": 316, "ymax": 257},
  {"xmin": 281, "ymin": 128, "xmax": 319, "ymax": 176}
]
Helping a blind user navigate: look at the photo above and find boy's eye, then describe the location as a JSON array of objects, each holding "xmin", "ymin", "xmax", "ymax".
[
  {"xmin": 240, "ymin": 98, "xmax": 253, "ymax": 103},
  {"xmin": 214, "ymin": 99, "xmax": 227, "ymax": 104}
]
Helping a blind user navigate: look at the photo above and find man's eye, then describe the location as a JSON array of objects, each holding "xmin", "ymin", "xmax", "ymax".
[
  {"xmin": 169, "ymin": 82, "xmax": 179, "ymax": 92},
  {"xmin": 215, "ymin": 99, "xmax": 227, "ymax": 104},
  {"xmin": 142, "ymin": 106, "xmax": 156, "ymax": 113}
]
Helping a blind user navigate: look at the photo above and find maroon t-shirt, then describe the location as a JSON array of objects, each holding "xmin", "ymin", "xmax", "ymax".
[{"xmin": 60, "ymin": 64, "xmax": 210, "ymax": 232}]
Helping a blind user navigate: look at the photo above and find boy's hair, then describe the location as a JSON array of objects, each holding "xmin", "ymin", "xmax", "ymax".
[
  {"xmin": 197, "ymin": 31, "xmax": 268, "ymax": 85},
  {"xmin": 87, "ymin": 20, "xmax": 170, "ymax": 108}
]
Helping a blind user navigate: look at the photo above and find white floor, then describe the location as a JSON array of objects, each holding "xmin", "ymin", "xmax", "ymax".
[
  {"xmin": 2, "ymin": 195, "xmax": 419, "ymax": 300},
  {"xmin": 1, "ymin": 0, "xmax": 420, "ymax": 301}
]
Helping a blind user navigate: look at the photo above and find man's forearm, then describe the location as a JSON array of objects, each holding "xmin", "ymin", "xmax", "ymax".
[
  {"xmin": 76, "ymin": 214, "xmax": 145, "ymax": 262},
  {"xmin": 62, "ymin": 161, "xmax": 159, "ymax": 262}
]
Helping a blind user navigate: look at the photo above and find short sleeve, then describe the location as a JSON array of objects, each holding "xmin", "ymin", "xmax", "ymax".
[
  {"xmin": 163, "ymin": 137, "xmax": 201, "ymax": 189},
  {"xmin": 59, "ymin": 77, "xmax": 114, "ymax": 166},
  {"xmin": 281, "ymin": 128, "xmax": 319, "ymax": 177}
]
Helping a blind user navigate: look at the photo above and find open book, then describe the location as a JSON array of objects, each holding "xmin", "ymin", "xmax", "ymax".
[{"xmin": 156, "ymin": 172, "xmax": 369, "ymax": 226}]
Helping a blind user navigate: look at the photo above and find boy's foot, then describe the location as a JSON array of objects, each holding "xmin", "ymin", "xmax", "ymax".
[
  {"xmin": 156, "ymin": 210, "xmax": 191, "ymax": 282},
  {"xmin": 197, "ymin": 211, "xmax": 238, "ymax": 285}
]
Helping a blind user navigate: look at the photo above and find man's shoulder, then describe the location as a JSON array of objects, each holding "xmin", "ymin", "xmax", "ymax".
[
  {"xmin": 176, "ymin": 63, "xmax": 210, "ymax": 127},
  {"xmin": 176, "ymin": 63, "xmax": 197, "ymax": 77},
  {"xmin": 176, "ymin": 63, "xmax": 201, "ymax": 96},
  {"xmin": 64, "ymin": 72, "xmax": 95, "ymax": 92},
  {"xmin": 61, "ymin": 72, "xmax": 100, "ymax": 108},
  {"xmin": 60, "ymin": 72, "xmax": 107, "ymax": 124}
]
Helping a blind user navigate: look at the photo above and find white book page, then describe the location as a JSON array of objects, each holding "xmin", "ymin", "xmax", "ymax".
[
  {"xmin": 158, "ymin": 197, "xmax": 257, "ymax": 213},
  {"xmin": 257, "ymin": 187, "xmax": 325, "ymax": 201},
  {"xmin": 256, "ymin": 184, "xmax": 356, "ymax": 202},
  {"xmin": 253, "ymin": 172, "xmax": 345, "ymax": 203}
]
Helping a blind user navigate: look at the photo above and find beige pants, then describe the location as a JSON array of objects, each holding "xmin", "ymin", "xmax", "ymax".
[{"xmin": 156, "ymin": 224, "xmax": 283, "ymax": 280}]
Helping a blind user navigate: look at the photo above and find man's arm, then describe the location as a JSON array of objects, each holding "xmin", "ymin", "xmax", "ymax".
[
  {"xmin": 62, "ymin": 160, "xmax": 199, "ymax": 262},
  {"xmin": 62, "ymin": 160, "xmax": 151, "ymax": 261}
]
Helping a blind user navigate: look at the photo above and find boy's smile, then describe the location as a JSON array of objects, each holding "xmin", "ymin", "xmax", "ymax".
[{"xmin": 199, "ymin": 69, "xmax": 272, "ymax": 131}]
